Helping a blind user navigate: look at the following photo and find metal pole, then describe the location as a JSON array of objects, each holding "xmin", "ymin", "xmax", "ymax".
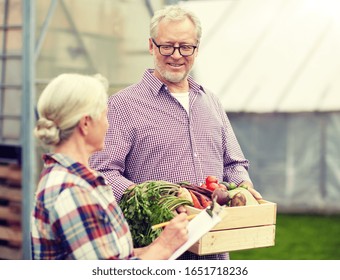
[
  {"xmin": 34, "ymin": 0, "xmax": 58, "ymax": 62},
  {"xmin": 144, "ymin": 0, "xmax": 154, "ymax": 17},
  {"xmin": 22, "ymin": 0, "xmax": 36, "ymax": 260},
  {"xmin": 0, "ymin": 0, "xmax": 9, "ymax": 142}
]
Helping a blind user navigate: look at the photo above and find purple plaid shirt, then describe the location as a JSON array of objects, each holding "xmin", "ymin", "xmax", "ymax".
[{"xmin": 90, "ymin": 69, "xmax": 252, "ymax": 260}]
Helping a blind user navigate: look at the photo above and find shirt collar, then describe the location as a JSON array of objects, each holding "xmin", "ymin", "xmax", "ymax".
[
  {"xmin": 43, "ymin": 153, "xmax": 106, "ymax": 187},
  {"xmin": 142, "ymin": 69, "xmax": 206, "ymax": 95}
]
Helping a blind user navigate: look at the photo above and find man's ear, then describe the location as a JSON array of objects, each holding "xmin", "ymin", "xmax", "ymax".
[{"xmin": 148, "ymin": 38, "xmax": 154, "ymax": 55}]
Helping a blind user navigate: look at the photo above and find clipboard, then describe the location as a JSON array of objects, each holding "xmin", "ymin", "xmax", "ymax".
[{"xmin": 169, "ymin": 207, "xmax": 222, "ymax": 260}]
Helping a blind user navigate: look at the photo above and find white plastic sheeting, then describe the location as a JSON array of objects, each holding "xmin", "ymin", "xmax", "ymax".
[
  {"xmin": 181, "ymin": 0, "xmax": 340, "ymax": 112},
  {"xmin": 229, "ymin": 112, "xmax": 340, "ymax": 213}
]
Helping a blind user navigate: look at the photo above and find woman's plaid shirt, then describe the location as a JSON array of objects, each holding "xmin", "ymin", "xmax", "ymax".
[{"xmin": 31, "ymin": 153, "xmax": 136, "ymax": 260}]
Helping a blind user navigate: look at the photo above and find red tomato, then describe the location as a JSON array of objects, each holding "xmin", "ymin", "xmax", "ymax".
[
  {"xmin": 205, "ymin": 176, "xmax": 218, "ymax": 185},
  {"xmin": 200, "ymin": 183, "xmax": 207, "ymax": 189},
  {"xmin": 207, "ymin": 182, "xmax": 219, "ymax": 191}
]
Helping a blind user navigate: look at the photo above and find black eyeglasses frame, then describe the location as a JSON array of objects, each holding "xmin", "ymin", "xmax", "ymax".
[{"xmin": 151, "ymin": 38, "xmax": 198, "ymax": 57}]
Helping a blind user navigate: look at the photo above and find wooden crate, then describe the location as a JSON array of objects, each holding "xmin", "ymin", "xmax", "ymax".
[
  {"xmin": 186, "ymin": 200, "xmax": 277, "ymax": 255},
  {"xmin": 0, "ymin": 224, "xmax": 22, "ymax": 247},
  {"xmin": 0, "ymin": 163, "xmax": 22, "ymax": 259},
  {"xmin": 0, "ymin": 164, "xmax": 22, "ymax": 185},
  {"xmin": 0, "ymin": 201, "xmax": 21, "ymax": 224}
]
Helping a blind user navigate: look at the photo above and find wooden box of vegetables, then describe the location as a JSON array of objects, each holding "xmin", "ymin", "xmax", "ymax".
[
  {"xmin": 186, "ymin": 199, "xmax": 277, "ymax": 255},
  {"xmin": 119, "ymin": 179, "xmax": 276, "ymax": 256},
  {"xmin": 176, "ymin": 177, "xmax": 277, "ymax": 255}
]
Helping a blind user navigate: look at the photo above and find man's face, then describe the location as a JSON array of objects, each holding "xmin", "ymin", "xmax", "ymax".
[{"xmin": 149, "ymin": 18, "xmax": 198, "ymax": 86}]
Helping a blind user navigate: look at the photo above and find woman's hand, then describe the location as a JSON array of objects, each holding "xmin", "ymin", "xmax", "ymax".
[
  {"xmin": 138, "ymin": 213, "xmax": 189, "ymax": 260},
  {"xmin": 158, "ymin": 212, "xmax": 189, "ymax": 250}
]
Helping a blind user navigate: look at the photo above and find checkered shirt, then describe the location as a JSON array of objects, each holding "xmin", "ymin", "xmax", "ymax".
[
  {"xmin": 31, "ymin": 153, "xmax": 136, "ymax": 260},
  {"xmin": 90, "ymin": 69, "xmax": 252, "ymax": 260}
]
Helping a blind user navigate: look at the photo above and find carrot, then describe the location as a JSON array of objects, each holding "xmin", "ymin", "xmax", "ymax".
[
  {"xmin": 200, "ymin": 196, "xmax": 212, "ymax": 208},
  {"xmin": 194, "ymin": 191, "xmax": 211, "ymax": 208},
  {"xmin": 187, "ymin": 189, "xmax": 211, "ymax": 208},
  {"xmin": 189, "ymin": 190, "xmax": 204, "ymax": 209}
]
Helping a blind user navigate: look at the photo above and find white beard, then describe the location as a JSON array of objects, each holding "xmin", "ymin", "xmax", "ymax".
[
  {"xmin": 154, "ymin": 59, "xmax": 189, "ymax": 83},
  {"xmin": 161, "ymin": 70, "xmax": 187, "ymax": 83}
]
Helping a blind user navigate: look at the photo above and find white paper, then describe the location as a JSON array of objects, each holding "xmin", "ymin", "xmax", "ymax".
[{"xmin": 169, "ymin": 209, "xmax": 222, "ymax": 260}]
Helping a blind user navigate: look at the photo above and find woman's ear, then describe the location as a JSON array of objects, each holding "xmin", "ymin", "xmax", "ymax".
[{"xmin": 78, "ymin": 115, "xmax": 91, "ymax": 135}]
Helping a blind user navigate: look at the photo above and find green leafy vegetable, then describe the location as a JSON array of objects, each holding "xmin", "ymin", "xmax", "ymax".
[{"xmin": 119, "ymin": 180, "xmax": 193, "ymax": 248}]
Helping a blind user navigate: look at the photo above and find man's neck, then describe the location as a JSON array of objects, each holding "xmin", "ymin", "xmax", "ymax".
[{"xmin": 153, "ymin": 71, "xmax": 189, "ymax": 93}]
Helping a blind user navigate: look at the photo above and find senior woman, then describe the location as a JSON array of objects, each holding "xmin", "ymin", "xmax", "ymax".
[{"xmin": 31, "ymin": 73, "xmax": 188, "ymax": 260}]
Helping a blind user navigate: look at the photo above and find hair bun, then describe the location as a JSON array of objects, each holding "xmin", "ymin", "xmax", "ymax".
[{"xmin": 34, "ymin": 118, "xmax": 60, "ymax": 145}]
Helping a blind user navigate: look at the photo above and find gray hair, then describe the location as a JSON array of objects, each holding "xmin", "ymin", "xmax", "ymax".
[
  {"xmin": 150, "ymin": 5, "xmax": 202, "ymax": 43},
  {"xmin": 34, "ymin": 73, "xmax": 108, "ymax": 147}
]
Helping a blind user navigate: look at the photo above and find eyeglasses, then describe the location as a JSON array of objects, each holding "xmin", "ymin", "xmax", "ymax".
[{"xmin": 152, "ymin": 38, "xmax": 197, "ymax": 57}]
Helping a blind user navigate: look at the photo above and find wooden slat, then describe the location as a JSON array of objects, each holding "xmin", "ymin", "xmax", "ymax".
[
  {"xmin": 0, "ymin": 184, "xmax": 21, "ymax": 202},
  {"xmin": 0, "ymin": 205, "xmax": 21, "ymax": 223},
  {"xmin": 0, "ymin": 245, "xmax": 22, "ymax": 260},
  {"xmin": 0, "ymin": 165, "xmax": 9, "ymax": 178},
  {"xmin": 0, "ymin": 225, "xmax": 22, "ymax": 244},
  {"xmin": 0, "ymin": 164, "xmax": 22, "ymax": 183}
]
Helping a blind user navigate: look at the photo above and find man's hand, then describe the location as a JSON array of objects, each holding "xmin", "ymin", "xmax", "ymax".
[
  {"xmin": 127, "ymin": 184, "xmax": 136, "ymax": 190},
  {"xmin": 238, "ymin": 180, "xmax": 262, "ymax": 200}
]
